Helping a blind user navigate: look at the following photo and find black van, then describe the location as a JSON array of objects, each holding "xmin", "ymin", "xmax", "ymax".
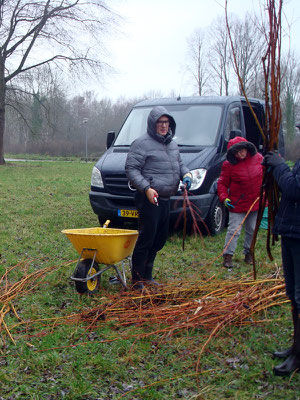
[{"xmin": 89, "ymin": 96, "xmax": 282, "ymax": 234}]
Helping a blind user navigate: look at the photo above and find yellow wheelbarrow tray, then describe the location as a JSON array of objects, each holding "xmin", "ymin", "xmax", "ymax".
[{"xmin": 62, "ymin": 227, "xmax": 138, "ymax": 294}]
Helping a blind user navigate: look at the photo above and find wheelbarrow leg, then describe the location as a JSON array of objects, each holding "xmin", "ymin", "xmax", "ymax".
[
  {"xmin": 112, "ymin": 259, "xmax": 128, "ymax": 289},
  {"xmin": 72, "ymin": 247, "xmax": 98, "ymax": 278}
]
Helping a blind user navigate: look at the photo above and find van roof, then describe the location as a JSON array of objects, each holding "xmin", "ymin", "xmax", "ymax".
[{"xmin": 134, "ymin": 96, "xmax": 264, "ymax": 108}]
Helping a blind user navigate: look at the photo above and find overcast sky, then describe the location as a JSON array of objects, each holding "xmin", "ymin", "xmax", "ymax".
[{"xmin": 90, "ymin": 0, "xmax": 300, "ymax": 101}]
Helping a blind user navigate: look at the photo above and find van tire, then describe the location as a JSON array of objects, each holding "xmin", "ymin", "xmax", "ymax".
[{"xmin": 205, "ymin": 196, "xmax": 226, "ymax": 235}]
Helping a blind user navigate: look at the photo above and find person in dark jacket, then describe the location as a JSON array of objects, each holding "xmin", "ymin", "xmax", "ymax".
[
  {"xmin": 217, "ymin": 137, "xmax": 264, "ymax": 268},
  {"xmin": 126, "ymin": 106, "xmax": 191, "ymax": 290},
  {"xmin": 263, "ymin": 151, "xmax": 300, "ymax": 376}
]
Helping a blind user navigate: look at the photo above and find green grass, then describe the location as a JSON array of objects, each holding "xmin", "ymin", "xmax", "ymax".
[
  {"xmin": 4, "ymin": 153, "xmax": 101, "ymax": 162},
  {"xmin": 4, "ymin": 153, "xmax": 81, "ymax": 161},
  {"xmin": 0, "ymin": 160, "xmax": 299, "ymax": 400}
]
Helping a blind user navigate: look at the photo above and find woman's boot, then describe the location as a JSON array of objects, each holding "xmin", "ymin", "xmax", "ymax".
[
  {"xmin": 273, "ymin": 303, "xmax": 298, "ymax": 359},
  {"xmin": 223, "ymin": 254, "xmax": 233, "ymax": 268},
  {"xmin": 274, "ymin": 314, "xmax": 300, "ymax": 376}
]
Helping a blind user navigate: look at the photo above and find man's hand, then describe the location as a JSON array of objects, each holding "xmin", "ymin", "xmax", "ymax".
[
  {"xmin": 263, "ymin": 151, "xmax": 284, "ymax": 168},
  {"xmin": 145, "ymin": 188, "xmax": 159, "ymax": 205},
  {"xmin": 224, "ymin": 198, "xmax": 235, "ymax": 208},
  {"xmin": 182, "ymin": 173, "xmax": 192, "ymax": 191}
]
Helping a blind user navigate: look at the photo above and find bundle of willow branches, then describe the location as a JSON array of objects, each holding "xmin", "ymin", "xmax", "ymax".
[
  {"xmin": 0, "ymin": 259, "xmax": 68, "ymax": 344},
  {"xmin": 225, "ymin": 0, "xmax": 283, "ymax": 278}
]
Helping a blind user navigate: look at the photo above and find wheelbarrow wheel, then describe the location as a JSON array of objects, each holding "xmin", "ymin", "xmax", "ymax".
[{"xmin": 74, "ymin": 259, "xmax": 100, "ymax": 295}]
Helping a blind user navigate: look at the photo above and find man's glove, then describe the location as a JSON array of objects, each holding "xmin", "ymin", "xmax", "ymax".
[
  {"xmin": 263, "ymin": 151, "xmax": 284, "ymax": 168},
  {"xmin": 182, "ymin": 175, "xmax": 192, "ymax": 191},
  {"xmin": 224, "ymin": 198, "xmax": 235, "ymax": 208}
]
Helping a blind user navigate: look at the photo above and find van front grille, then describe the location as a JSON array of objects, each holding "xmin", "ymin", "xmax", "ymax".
[{"xmin": 104, "ymin": 173, "xmax": 135, "ymax": 196}]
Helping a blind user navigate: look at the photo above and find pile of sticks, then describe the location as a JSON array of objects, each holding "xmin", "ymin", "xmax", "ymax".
[
  {"xmin": 80, "ymin": 277, "xmax": 287, "ymax": 336},
  {"xmin": 0, "ymin": 259, "xmax": 67, "ymax": 344},
  {"xmin": 0, "ymin": 259, "xmax": 288, "ymax": 357}
]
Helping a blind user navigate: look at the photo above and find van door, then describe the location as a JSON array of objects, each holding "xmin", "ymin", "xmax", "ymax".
[{"xmin": 222, "ymin": 103, "xmax": 244, "ymax": 152}]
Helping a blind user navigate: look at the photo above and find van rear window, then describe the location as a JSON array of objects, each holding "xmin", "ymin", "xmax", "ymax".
[{"xmin": 114, "ymin": 104, "xmax": 223, "ymax": 146}]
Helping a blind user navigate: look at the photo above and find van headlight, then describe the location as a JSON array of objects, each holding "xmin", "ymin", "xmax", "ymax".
[
  {"xmin": 179, "ymin": 168, "xmax": 207, "ymax": 191},
  {"xmin": 91, "ymin": 166, "xmax": 104, "ymax": 188},
  {"xmin": 190, "ymin": 168, "xmax": 207, "ymax": 190}
]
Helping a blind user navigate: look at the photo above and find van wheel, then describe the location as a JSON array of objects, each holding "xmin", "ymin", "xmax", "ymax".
[{"xmin": 205, "ymin": 196, "xmax": 226, "ymax": 235}]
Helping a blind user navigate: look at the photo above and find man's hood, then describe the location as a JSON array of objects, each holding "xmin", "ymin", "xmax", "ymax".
[{"xmin": 147, "ymin": 106, "xmax": 176, "ymax": 144}]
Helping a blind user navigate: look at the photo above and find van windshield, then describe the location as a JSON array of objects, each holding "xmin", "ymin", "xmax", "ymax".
[{"xmin": 114, "ymin": 104, "xmax": 223, "ymax": 146}]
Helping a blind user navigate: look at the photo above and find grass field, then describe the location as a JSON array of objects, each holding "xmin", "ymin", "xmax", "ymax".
[{"xmin": 0, "ymin": 159, "xmax": 299, "ymax": 400}]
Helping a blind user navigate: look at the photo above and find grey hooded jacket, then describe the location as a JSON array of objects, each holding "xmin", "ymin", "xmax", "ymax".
[{"xmin": 125, "ymin": 106, "xmax": 189, "ymax": 198}]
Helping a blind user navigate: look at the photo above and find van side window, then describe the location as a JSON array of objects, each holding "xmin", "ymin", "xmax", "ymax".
[
  {"xmin": 225, "ymin": 106, "xmax": 241, "ymax": 141},
  {"xmin": 242, "ymin": 103, "xmax": 264, "ymax": 152}
]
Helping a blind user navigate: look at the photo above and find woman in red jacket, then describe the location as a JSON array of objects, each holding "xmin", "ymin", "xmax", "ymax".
[{"xmin": 217, "ymin": 136, "xmax": 264, "ymax": 268}]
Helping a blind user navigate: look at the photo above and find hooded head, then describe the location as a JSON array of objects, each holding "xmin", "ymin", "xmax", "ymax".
[
  {"xmin": 226, "ymin": 136, "xmax": 257, "ymax": 164},
  {"xmin": 147, "ymin": 106, "xmax": 176, "ymax": 144}
]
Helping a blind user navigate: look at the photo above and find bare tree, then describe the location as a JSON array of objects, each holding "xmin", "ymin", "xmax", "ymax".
[
  {"xmin": 281, "ymin": 52, "xmax": 300, "ymax": 143},
  {"xmin": 185, "ymin": 29, "xmax": 210, "ymax": 96},
  {"xmin": 209, "ymin": 16, "xmax": 232, "ymax": 96},
  {"xmin": 229, "ymin": 13, "xmax": 265, "ymax": 95},
  {"xmin": 0, "ymin": 0, "xmax": 117, "ymax": 164}
]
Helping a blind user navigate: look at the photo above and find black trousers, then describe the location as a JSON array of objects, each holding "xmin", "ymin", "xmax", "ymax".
[
  {"xmin": 131, "ymin": 191, "xmax": 170, "ymax": 282},
  {"xmin": 282, "ymin": 236, "xmax": 300, "ymax": 311}
]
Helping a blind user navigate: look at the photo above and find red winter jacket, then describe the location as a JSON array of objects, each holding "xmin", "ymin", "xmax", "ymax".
[{"xmin": 217, "ymin": 137, "xmax": 264, "ymax": 213}]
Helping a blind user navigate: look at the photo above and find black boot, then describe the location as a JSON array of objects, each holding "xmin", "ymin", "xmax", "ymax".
[
  {"xmin": 274, "ymin": 314, "xmax": 300, "ymax": 376},
  {"xmin": 273, "ymin": 303, "xmax": 298, "ymax": 359},
  {"xmin": 244, "ymin": 252, "xmax": 253, "ymax": 265},
  {"xmin": 131, "ymin": 262, "xmax": 145, "ymax": 291},
  {"xmin": 143, "ymin": 262, "xmax": 161, "ymax": 286},
  {"xmin": 131, "ymin": 281, "xmax": 144, "ymax": 291}
]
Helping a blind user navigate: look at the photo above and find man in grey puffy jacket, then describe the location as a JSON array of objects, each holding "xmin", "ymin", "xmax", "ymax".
[{"xmin": 126, "ymin": 106, "xmax": 191, "ymax": 290}]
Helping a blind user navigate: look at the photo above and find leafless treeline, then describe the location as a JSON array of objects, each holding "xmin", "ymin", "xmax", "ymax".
[
  {"xmin": 3, "ymin": 10, "xmax": 300, "ymax": 160},
  {"xmin": 0, "ymin": 0, "xmax": 118, "ymax": 164},
  {"xmin": 185, "ymin": 12, "xmax": 300, "ymax": 156},
  {"xmin": 5, "ymin": 70, "xmax": 141, "ymax": 158}
]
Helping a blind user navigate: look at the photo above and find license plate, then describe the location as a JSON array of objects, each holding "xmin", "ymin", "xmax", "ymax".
[{"xmin": 118, "ymin": 209, "xmax": 139, "ymax": 218}]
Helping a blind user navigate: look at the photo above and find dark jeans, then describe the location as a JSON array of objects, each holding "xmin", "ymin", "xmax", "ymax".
[
  {"xmin": 131, "ymin": 191, "xmax": 170, "ymax": 282},
  {"xmin": 282, "ymin": 236, "xmax": 300, "ymax": 310}
]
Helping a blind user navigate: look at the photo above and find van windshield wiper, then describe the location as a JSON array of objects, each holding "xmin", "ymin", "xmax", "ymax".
[
  {"xmin": 177, "ymin": 144, "xmax": 197, "ymax": 147},
  {"xmin": 177, "ymin": 144, "xmax": 205, "ymax": 148}
]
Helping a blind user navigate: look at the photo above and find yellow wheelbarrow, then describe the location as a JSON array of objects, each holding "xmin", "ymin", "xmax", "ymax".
[{"xmin": 62, "ymin": 224, "xmax": 138, "ymax": 295}]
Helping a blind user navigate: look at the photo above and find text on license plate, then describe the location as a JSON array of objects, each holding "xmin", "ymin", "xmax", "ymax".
[{"xmin": 118, "ymin": 209, "xmax": 139, "ymax": 218}]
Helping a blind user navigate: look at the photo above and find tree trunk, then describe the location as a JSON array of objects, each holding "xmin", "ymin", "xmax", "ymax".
[{"xmin": 0, "ymin": 57, "xmax": 6, "ymax": 165}]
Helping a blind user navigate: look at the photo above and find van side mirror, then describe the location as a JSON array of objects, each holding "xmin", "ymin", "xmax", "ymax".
[
  {"xmin": 106, "ymin": 131, "xmax": 115, "ymax": 149},
  {"xmin": 229, "ymin": 129, "xmax": 242, "ymax": 140}
]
